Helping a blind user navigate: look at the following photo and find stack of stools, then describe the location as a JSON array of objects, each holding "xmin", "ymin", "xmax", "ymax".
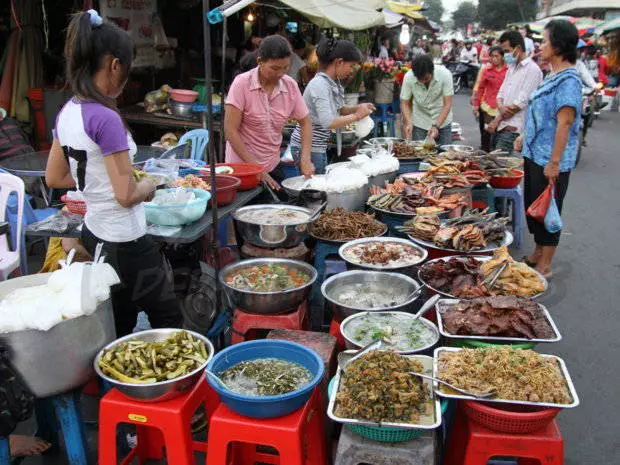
[
  {"xmin": 493, "ymin": 186, "xmax": 525, "ymax": 249},
  {"xmin": 98, "ymin": 377, "xmax": 218, "ymax": 465},
  {"xmin": 230, "ymin": 302, "xmax": 309, "ymax": 344},
  {"xmin": 371, "ymin": 103, "xmax": 397, "ymax": 138},
  {"xmin": 444, "ymin": 401, "xmax": 563, "ymax": 465},
  {"xmin": 206, "ymin": 388, "xmax": 328, "ymax": 465}
]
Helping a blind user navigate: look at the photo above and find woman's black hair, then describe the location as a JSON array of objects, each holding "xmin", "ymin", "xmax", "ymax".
[
  {"xmin": 64, "ymin": 11, "xmax": 133, "ymax": 114},
  {"xmin": 499, "ymin": 30, "xmax": 525, "ymax": 51},
  {"xmin": 316, "ymin": 38, "xmax": 362, "ymax": 67},
  {"xmin": 545, "ymin": 19, "xmax": 578, "ymax": 64},
  {"xmin": 412, "ymin": 54, "xmax": 434, "ymax": 80},
  {"xmin": 257, "ymin": 35, "xmax": 292, "ymax": 61},
  {"xmin": 486, "ymin": 37, "xmax": 494, "ymax": 46},
  {"xmin": 489, "ymin": 46, "xmax": 504, "ymax": 57}
]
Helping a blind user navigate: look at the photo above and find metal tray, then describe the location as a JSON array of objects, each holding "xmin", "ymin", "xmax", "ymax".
[
  {"xmin": 432, "ymin": 347, "xmax": 580, "ymax": 409},
  {"xmin": 308, "ymin": 221, "xmax": 388, "ymax": 245},
  {"xmin": 407, "ymin": 230, "xmax": 514, "ymax": 254},
  {"xmin": 338, "ymin": 236, "xmax": 428, "ymax": 271},
  {"xmin": 368, "ymin": 203, "xmax": 449, "ymax": 220},
  {"xmin": 417, "ymin": 255, "xmax": 548, "ymax": 300},
  {"xmin": 327, "ymin": 352, "xmax": 442, "ymax": 430},
  {"xmin": 435, "ymin": 298, "xmax": 562, "ymax": 343}
]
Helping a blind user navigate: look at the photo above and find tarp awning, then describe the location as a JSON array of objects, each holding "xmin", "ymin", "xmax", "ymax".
[
  {"xmin": 385, "ymin": 1, "xmax": 424, "ymax": 19},
  {"xmin": 278, "ymin": 0, "xmax": 387, "ymax": 30}
]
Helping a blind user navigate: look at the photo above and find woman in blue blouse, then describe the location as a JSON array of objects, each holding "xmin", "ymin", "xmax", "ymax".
[{"xmin": 515, "ymin": 20, "xmax": 582, "ymax": 279}]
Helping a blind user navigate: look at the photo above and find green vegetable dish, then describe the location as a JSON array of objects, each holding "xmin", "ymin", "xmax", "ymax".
[
  {"xmin": 219, "ymin": 358, "xmax": 312, "ymax": 396},
  {"xmin": 344, "ymin": 313, "xmax": 437, "ymax": 352},
  {"xmin": 225, "ymin": 264, "xmax": 311, "ymax": 292}
]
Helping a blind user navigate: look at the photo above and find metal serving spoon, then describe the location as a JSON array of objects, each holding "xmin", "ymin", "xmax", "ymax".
[
  {"xmin": 205, "ymin": 369, "xmax": 228, "ymax": 389},
  {"xmin": 337, "ymin": 339, "xmax": 383, "ymax": 372},
  {"xmin": 408, "ymin": 372, "xmax": 496, "ymax": 399}
]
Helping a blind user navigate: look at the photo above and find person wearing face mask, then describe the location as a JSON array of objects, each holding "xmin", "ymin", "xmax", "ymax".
[
  {"xmin": 487, "ymin": 30, "xmax": 542, "ymax": 155},
  {"xmin": 514, "ymin": 20, "xmax": 582, "ymax": 279},
  {"xmin": 401, "ymin": 54, "xmax": 454, "ymax": 145},
  {"xmin": 225, "ymin": 35, "xmax": 314, "ymax": 190},
  {"xmin": 288, "ymin": 38, "xmax": 374, "ymax": 174}
]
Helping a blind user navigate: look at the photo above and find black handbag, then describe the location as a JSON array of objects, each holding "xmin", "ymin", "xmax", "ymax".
[{"xmin": 0, "ymin": 345, "xmax": 35, "ymax": 438}]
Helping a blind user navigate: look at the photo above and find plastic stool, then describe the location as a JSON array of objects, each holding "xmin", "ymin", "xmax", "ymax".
[
  {"xmin": 371, "ymin": 103, "xmax": 396, "ymax": 138},
  {"xmin": 98, "ymin": 377, "xmax": 218, "ymax": 465},
  {"xmin": 309, "ymin": 240, "xmax": 344, "ymax": 331},
  {"xmin": 493, "ymin": 186, "xmax": 524, "ymax": 249},
  {"xmin": 444, "ymin": 405, "xmax": 563, "ymax": 465},
  {"xmin": 231, "ymin": 302, "xmax": 309, "ymax": 345},
  {"xmin": 206, "ymin": 387, "xmax": 327, "ymax": 465},
  {"xmin": 335, "ymin": 426, "xmax": 437, "ymax": 465}
]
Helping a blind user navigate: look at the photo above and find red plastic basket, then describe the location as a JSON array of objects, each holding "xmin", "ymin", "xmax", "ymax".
[
  {"xmin": 489, "ymin": 169, "xmax": 524, "ymax": 189},
  {"xmin": 61, "ymin": 194, "xmax": 87, "ymax": 215},
  {"xmin": 462, "ymin": 400, "xmax": 560, "ymax": 434}
]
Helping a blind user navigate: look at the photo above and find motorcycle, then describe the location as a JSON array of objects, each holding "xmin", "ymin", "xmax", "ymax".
[
  {"xmin": 577, "ymin": 91, "xmax": 593, "ymax": 166},
  {"xmin": 446, "ymin": 60, "xmax": 479, "ymax": 93}
]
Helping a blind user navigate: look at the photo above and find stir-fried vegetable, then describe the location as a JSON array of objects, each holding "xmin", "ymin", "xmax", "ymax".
[
  {"xmin": 225, "ymin": 264, "xmax": 311, "ymax": 292},
  {"xmin": 98, "ymin": 331, "xmax": 209, "ymax": 384}
]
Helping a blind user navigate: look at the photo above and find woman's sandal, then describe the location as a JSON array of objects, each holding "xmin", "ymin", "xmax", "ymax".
[{"xmin": 521, "ymin": 256, "xmax": 538, "ymax": 267}]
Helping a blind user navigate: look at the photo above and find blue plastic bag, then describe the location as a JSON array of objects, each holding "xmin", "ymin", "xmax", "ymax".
[{"xmin": 544, "ymin": 184, "xmax": 563, "ymax": 233}]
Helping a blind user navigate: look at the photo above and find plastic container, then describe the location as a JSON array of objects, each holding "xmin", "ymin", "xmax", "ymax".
[
  {"xmin": 489, "ymin": 169, "xmax": 524, "ymax": 189},
  {"xmin": 199, "ymin": 174, "xmax": 241, "ymax": 206},
  {"xmin": 215, "ymin": 163, "xmax": 264, "ymax": 191},
  {"xmin": 61, "ymin": 194, "xmax": 87, "ymax": 215},
  {"xmin": 170, "ymin": 89, "xmax": 199, "ymax": 103},
  {"xmin": 144, "ymin": 188, "xmax": 210, "ymax": 226},
  {"xmin": 206, "ymin": 340, "xmax": 324, "ymax": 419},
  {"xmin": 462, "ymin": 400, "xmax": 560, "ymax": 434}
]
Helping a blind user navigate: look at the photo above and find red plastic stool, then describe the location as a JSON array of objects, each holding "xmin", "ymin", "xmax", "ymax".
[
  {"xmin": 444, "ymin": 404, "xmax": 563, "ymax": 465},
  {"xmin": 328, "ymin": 317, "xmax": 345, "ymax": 351},
  {"xmin": 206, "ymin": 387, "xmax": 327, "ymax": 465},
  {"xmin": 98, "ymin": 377, "xmax": 219, "ymax": 465},
  {"xmin": 231, "ymin": 301, "xmax": 309, "ymax": 344}
]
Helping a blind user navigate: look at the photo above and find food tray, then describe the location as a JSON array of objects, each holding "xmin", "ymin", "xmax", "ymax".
[
  {"xmin": 432, "ymin": 347, "xmax": 580, "ymax": 409},
  {"xmin": 327, "ymin": 352, "xmax": 442, "ymax": 430},
  {"xmin": 308, "ymin": 221, "xmax": 388, "ymax": 244},
  {"xmin": 435, "ymin": 299, "xmax": 562, "ymax": 343},
  {"xmin": 338, "ymin": 236, "xmax": 428, "ymax": 271},
  {"xmin": 407, "ymin": 230, "xmax": 514, "ymax": 254},
  {"xmin": 369, "ymin": 203, "xmax": 449, "ymax": 220},
  {"xmin": 417, "ymin": 255, "xmax": 548, "ymax": 300}
]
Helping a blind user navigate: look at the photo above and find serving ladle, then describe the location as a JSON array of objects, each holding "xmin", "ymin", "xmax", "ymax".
[
  {"xmin": 205, "ymin": 369, "xmax": 228, "ymax": 389},
  {"xmin": 408, "ymin": 372, "xmax": 497, "ymax": 399}
]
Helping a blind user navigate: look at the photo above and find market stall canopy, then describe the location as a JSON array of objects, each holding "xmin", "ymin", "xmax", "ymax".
[
  {"xmin": 594, "ymin": 17, "xmax": 620, "ymax": 36},
  {"xmin": 278, "ymin": 0, "xmax": 387, "ymax": 30},
  {"xmin": 385, "ymin": 1, "xmax": 424, "ymax": 19}
]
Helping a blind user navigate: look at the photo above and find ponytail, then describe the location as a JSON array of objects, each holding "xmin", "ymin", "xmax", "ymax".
[
  {"xmin": 64, "ymin": 10, "xmax": 133, "ymax": 115},
  {"xmin": 316, "ymin": 38, "xmax": 362, "ymax": 68}
]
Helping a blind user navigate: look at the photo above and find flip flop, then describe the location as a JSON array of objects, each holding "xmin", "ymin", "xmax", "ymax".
[
  {"xmin": 521, "ymin": 256, "xmax": 537, "ymax": 267},
  {"xmin": 542, "ymin": 271, "xmax": 553, "ymax": 280}
]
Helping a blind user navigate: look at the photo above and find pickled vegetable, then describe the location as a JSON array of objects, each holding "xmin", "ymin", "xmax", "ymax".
[{"xmin": 220, "ymin": 358, "xmax": 312, "ymax": 396}]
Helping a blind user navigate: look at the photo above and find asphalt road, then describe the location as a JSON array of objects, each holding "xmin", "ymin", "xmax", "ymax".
[{"xmin": 452, "ymin": 92, "xmax": 620, "ymax": 464}]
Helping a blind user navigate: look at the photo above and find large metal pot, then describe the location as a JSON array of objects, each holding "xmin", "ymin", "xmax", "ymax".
[
  {"xmin": 219, "ymin": 258, "xmax": 317, "ymax": 314},
  {"xmin": 321, "ymin": 270, "xmax": 421, "ymax": 319},
  {"xmin": 281, "ymin": 176, "xmax": 369, "ymax": 211},
  {"xmin": 94, "ymin": 329, "xmax": 214, "ymax": 402},
  {"xmin": 232, "ymin": 204, "xmax": 312, "ymax": 248},
  {"xmin": 368, "ymin": 170, "xmax": 399, "ymax": 188},
  {"xmin": 0, "ymin": 273, "xmax": 116, "ymax": 397}
]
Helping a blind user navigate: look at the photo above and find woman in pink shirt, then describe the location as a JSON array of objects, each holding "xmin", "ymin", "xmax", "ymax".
[{"xmin": 225, "ymin": 35, "xmax": 313, "ymax": 190}]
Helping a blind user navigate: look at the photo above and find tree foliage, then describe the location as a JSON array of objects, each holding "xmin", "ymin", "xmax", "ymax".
[
  {"xmin": 424, "ymin": 0, "xmax": 445, "ymax": 24},
  {"xmin": 452, "ymin": 1, "xmax": 478, "ymax": 30},
  {"xmin": 478, "ymin": 0, "xmax": 538, "ymax": 30}
]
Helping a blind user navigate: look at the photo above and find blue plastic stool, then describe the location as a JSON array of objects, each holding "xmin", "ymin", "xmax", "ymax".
[
  {"xmin": 391, "ymin": 95, "xmax": 401, "ymax": 114},
  {"xmin": 34, "ymin": 391, "xmax": 90, "ymax": 465},
  {"xmin": 0, "ymin": 438, "xmax": 9, "ymax": 465},
  {"xmin": 493, "ymin": 186, "xmax": 524, "ymax": 249},
  {"xmin": 371, "ymin": 104, "xmax": 396, "ymax": 138},
  {"xmin": 310, "ymin": 241, "xmax": 345, "ymax": 331},
  {"xmin": 471, "ymin": 184, "xmax": 496, "ymax": 213},
  {"xmin": 178, "ymin": 129, "xmax": 210, "ymax": 161}
]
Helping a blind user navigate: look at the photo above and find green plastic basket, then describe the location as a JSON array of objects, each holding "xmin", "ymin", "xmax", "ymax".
[
  {"xmin": 329, "ymin": 378, "xmax": 448, "ymax": 443},
  {"xmin": 453, "ymin": 339, "xmax": 536, "ymax": 350}
]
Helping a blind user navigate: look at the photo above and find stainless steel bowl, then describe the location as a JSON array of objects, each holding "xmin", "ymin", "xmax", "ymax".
[
  {"xmin": 338, "ymin": 236, "xmax": 428, "ymax": 271},
  {"xmin": 439, "ymin": 144, "xmax": 475, "ymax": 153},
  {"xmin": 321, "ymin": 270, "xmax": 421, "ymax": 318},
  {"xmin": 340, "ymin": 311, "xmax": 440, "ymax": 354},
  {"xmin": 331, "ymin": 131, "xmax": 358, "ymax": 145},
  {"xmin": 368, "ymin": 137, "xmax": 405, "ymax": 147},
  {"xmin": 219, "ymin": 258, "xmax": 317, "ymax": 314},
  {"xmin": 233, "ymin": 204, "xmax": 312, "ymax": 248},
  {"xmin": 169, "ymin": 100, "xmax": 194, "ymax": 117},
  {"xmin": 94, "ymin": 328, "xmax": 214, "ymax": 403},
  {"xmin": 0, "ymin": 273, "xmax": 116, "ymax": 398},
  {"xmin": 281, "ymin": 176, "xmax": 369, "ymax": 211}
]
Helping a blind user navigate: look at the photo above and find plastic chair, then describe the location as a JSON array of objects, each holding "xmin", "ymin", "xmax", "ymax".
[
  {"xmin": 0, "ymin": 173, "xmax": 24, "ymax": 280},
  {"xmin": 231, "ymin": 302, "xmax": 309, "ymax": 345},
  {"xmin": 371, "ymin": 103, "xmax": 396, "ymax": 138},
  {"xmin": 178, "ymin": 129, "xmax": 210, "ymax": 161}
]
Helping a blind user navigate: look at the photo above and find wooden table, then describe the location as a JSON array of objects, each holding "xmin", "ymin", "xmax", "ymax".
[{"xmin": 121, "ymin": 105, "xmax": 222, "ymax": 132}]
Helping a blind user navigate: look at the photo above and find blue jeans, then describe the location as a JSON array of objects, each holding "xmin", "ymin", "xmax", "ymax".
[
  {"xmin": 493, "ymin": 129, "xmax": 518, "ymax": 156},
  {"xmin": 412, "ymin": 125, "xmax": 452, "ymax": 146},
  {"xmin": 290, "ymin": 146, "xmax": 328, "ymax": 175}
]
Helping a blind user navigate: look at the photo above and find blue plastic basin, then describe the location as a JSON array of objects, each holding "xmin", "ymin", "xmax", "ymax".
[
  {"xmin": 206, "ymin": 340, "xmax": 324, "ymax": 418},
  {"xmin": 144, "ymin": 188, "xmax": 210, "ymax": 226}
]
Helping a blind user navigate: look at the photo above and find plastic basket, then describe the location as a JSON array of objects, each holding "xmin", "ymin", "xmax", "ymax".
[
  {"xmin": 61, "ymin": 194, "xmax": 87, "ymax": 215},
  {"xmin": 462, "ymin": 400, "xmax": 560, "ymax": 434},
  {"xmin": 144, "ymin": 188, "xmax": 210, "ymax": 226},
  {"xmin": 453, "ymin": 339, "xmax": 536, "ymax": 350}
]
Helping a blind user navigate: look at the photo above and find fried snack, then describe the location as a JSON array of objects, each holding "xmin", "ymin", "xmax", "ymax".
[
  {"xmin": 311, "ymin": 208, "xmax": 385, "ymax": 241},
  {"xmin": 481, "ymin": 246, "xmax": 546, "ymax": 297}
]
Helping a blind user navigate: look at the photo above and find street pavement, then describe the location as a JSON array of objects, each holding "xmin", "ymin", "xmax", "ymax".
[{"xmin": 452, "ymin": 92, "xmax": 620, "ymax": 465}]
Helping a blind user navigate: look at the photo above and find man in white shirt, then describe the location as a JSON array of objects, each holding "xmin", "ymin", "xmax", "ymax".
[
  {"xmin": 379, "ymin": 37, "xmax": 390, "ymax": 59},
  {"xmin": 460, "ymin": 40, "xmax": 478, "ymax": 64},
  {"xmin": 487, "ymin": 30, "xmax": 543, "ymax": 155}
]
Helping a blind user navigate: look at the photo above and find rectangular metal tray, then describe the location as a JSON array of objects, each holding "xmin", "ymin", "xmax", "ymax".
[
  {"xmin": 327, "ymin": 352, "xmax": 442, "ymax": 430},
  {"xmin": 433, "ymin": 347, "xmax": 580, "ymax": 409},
  {"xmin": 435, "ymin": 299, "xmax": 562, "ymax": 343}
]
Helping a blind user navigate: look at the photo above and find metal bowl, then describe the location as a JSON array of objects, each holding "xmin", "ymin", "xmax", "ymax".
[
  {"xmin": 219, "ymin": 258, "xmax": 317, "ymax": 314},
  {"xmin": 309, "ymin": 220, "xmax": 388, "ymax": 245},
  {"xmin": 321, "ymin": 270, "xmax": 421, "ymax": 319},
  {"xmin": 338, "ymin": 237, "xmax": 428, "ymax": 271},
  {"xmin": 439, "ymin": 144, "xmax": 475, "ymax": 153},
  {"xmin": 281, "ymin": 176, "xmax": 369, "ymax": 211},
  {"xmin": 94, "ymin": 328, "xmax": 214, "ymax": 403},
  {"xmin": 233, "ymin": 204, "xmax": 312, "ymax": 248},
  {"xmin": 368, "ymin": 137, "xmax": 405, "ymax": 148},
  {"xmin": 340, "ymin": 311, "xmax": 440, "ymax": 354},
  {"xmin": 368, "ymin": 170, "xmax": 399, "ymax": 188}
]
